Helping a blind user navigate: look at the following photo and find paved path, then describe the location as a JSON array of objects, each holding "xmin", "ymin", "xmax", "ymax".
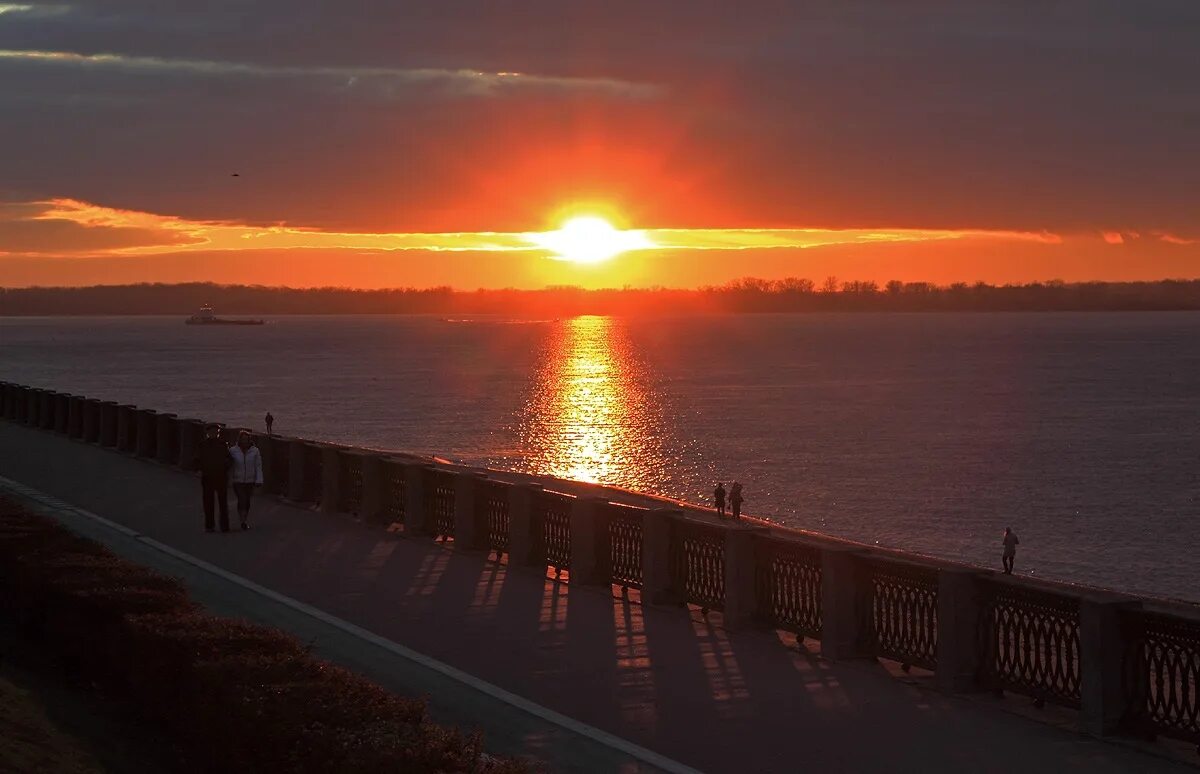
[{"xmin": 0, "ymin": 422, "xmax": 1192, "ymax": 774}]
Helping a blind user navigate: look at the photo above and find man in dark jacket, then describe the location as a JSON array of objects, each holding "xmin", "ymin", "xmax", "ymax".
[{"xmin": 195, "ymin": 424, "xmax": 232, "ymax": 532}]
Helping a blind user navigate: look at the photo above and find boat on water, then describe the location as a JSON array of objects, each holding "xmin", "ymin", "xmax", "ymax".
[{"xmin": 184, "ymin": 305, "xmax": 264, "ymax": 326}]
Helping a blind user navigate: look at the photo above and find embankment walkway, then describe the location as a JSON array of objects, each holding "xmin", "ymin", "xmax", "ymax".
[{"xmin": 0, "ymin": 422, "xmax": 1190, "ymax": 773}]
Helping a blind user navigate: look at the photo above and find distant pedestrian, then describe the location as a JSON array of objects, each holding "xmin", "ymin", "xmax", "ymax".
[
  {"xmin": 229, "ymin": 430, "xmax": 263, "ymax": 531},
  {"xmin": 264, "ymin": 411, "xmax": 274, "ymax": 435},
  {"xmin": 194, "ymin": 424, "xmax": 232, "ymax": 533},
  {"xmin": 1002, "ymin": 527, "xmax": 1019, "ymax": 574},
  {"xmin": 730, "ymin": 481, "xmax": 744, "ymax": 521},
  {"xmin": 713, "ymin": 482, "xmax": 727, "ymax": 517}
]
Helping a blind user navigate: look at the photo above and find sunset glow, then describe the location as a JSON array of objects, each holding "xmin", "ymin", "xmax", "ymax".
[{"xmin": 529, "ymin": 216, "xmax": 654, "ymax": 264}]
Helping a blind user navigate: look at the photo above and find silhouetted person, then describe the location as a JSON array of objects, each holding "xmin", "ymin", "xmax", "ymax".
[
  {"xmin": 730, "ymin": 481, "xmax": 744, "ymax": 520},
  {"xmin": 194, "ymin": 424, "xmax": 232, "ymax": 532},
  {"xmin": 714, "ymin": 482, "xmax": 727, "ymax": 517},
  {"xmin": 1002, "ymin": 527, "xmax": 1019, "ymax": 574},
  {"xmin": 264, "ymin": 411, "xmax": 274, "ymax": 435},
  {"xmin": 229, "ymin": 430, "xmax": 263, "ymax": 531}
]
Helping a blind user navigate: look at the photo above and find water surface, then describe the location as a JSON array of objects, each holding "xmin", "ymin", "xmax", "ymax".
[{"xmin": 2, "ymin": 312, "xmax": 1197, "ymax": 601}]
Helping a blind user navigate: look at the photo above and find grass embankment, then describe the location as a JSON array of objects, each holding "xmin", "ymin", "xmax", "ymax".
[
  {"xmin": 0, "ymin": 675, "xmax": 102, "ymax": 774},
  {"xmin": 0, "ymin": 496, "xmax": 530, "ymax": 773}
]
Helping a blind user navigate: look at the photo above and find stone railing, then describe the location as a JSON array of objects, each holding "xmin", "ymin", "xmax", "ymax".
[{"xmin": 2, "ymin": 379, "xmax": 1198, "ymax": 752}]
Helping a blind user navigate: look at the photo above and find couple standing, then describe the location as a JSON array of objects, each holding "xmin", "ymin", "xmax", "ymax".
[
  {"xmin": 713, "ymin": 481, "xmax": 744, "ymax": 520},
  {"xmin": 195, "ymin": 424, "xmax": 263, "ymax": 532}
]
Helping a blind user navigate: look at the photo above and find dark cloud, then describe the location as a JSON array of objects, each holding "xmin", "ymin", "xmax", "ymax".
[
  {"xmin": 0, "ymin": 1, "xmax": 1198, "ymax": 236},
  {"xmin": 0, "ymin": 201, "xmax": 200, "ymax": 254}
]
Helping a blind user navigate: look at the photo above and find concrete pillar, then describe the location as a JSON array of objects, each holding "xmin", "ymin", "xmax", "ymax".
[
  {"xmin": 15, "ymin": 385, "xmax": 30, "ymax": 423},
  {"xmin": 24, "ymin": 388, "xmax": 39, "ymax": 426},
  {"xmin": 66, "ymin": 395, "xmax": 84, "ymax": 438},
  {"xmin": 724, "ymin": 525, "xmax": 768, "ymax": 629},
  {"xmin": 936, "ymin": 568, "xmax": 984, "ymax": 692},
  {"xmin": 53, "ymin": 393, "xmax": 69, "ymax": 433},
  {"xmin": 98, "ymin": 401, "xmax": 118, "ymax": 446},
  {"xmin": 569, "ymin": 496, "xmax": 606, "ymax": 584},
  {"xmin": 287, "ymin": 440, "xmax": 308, "ymax": 501},
  {"xmin": 178, "ymin": 419, "xmax": 203, "ymax": 470},
  {"xmin": 643, "ymin": 508, "xmax": 679, "ymax": 604},
  {"xmin": 821, "ymin": 547, "xmax": 871, "ymax": 660},
  {"xmin": 453, "ymin": 472, "xmax": 482, "ymax": 549},
  {"xmin": 320, "ymin": 446, "xmax": 341, "ymax": 513},
  {"xmin": 256, "ymin": 434, "xmax": 276, "ymax": 489},
  {"xmin": 507, "ymin": 483, "xmax": 542, "ymax": 567},
  {"xmin": 116, "ymin": 405, "xmax": 137, "ymax": 451},
  {"xmin": 39, "ymin": 390, "xmax": 56, "ymax": 430},
  {"xmin": 403, "ymin": 463, "xmax": 429, "ymax": 535},
  {"xmin": 81, "ymin": 398, "xmax": 98, "ymax": 441},
  {"xmin": 156, "ymin": 413, "xmax": 178, "ymax": 464},
  {"xmin": 1080, "ymin": 596, "xmax": 1137, "ymax": 736},
  {"xmin": 135, "ymin": 409, "xmax": 158, "ymax": 457},
  {"xmin": 359, "ymin": 453, "xmax": 383, "ymax": 523},
  {"xmin": 0, "ymin": 383, "xmax": 11, "ymax": 420}
]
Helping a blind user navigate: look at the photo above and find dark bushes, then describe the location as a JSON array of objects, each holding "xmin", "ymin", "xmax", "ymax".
[{"xmin": 0, "ymin": 497, "xmax": 530, "ymax": 773}]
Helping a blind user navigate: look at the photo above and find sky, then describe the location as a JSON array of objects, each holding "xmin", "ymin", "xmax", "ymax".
[{"xmin": 1, "ymin": 1, "xmax": 1198, "ymax": 289}]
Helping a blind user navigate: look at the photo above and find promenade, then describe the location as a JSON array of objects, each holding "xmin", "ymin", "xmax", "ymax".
[{"xmin": 0, "ymin": 421, "xmax": 1192, "ymax": 773}]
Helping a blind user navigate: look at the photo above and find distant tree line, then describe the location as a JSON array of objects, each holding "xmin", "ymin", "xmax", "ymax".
[{"xmin": 4, "ymin": 279, "xmax": 1200, "ymax": 315}]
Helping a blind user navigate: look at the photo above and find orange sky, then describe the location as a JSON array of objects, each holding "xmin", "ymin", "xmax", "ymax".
[
  {"xmin": 0, "ymin": 198, "xmax": 1196, "ymax": 289},
  {"xmin": 1, "ymin": 3, "xmax": 1199, "ymax": 288}
]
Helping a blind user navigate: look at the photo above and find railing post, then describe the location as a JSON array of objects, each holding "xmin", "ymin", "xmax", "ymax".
[
  {"xmin": 568, "ymin": 495, "xmax": 606, "ymax": 584},
  {"xmin": 54, "ymin": 393, "xmax": 70, "ymax": 433},
  {"xmin": 936, "ymin": 568, "xmax": 983, "ymax": 692},
  {"xmin": 116, "ymin": 405, "xmax": 136, "ymax": 451},
  {"xmin": 453, "ymin": 472, "xmax": 482, "ymax": 549},
  {"xmin": 643, "ymin": 508, "xmax": 678, "ymax": 604},
  {"xmin": 156, "ymin": 413, "xmax": 178, "ymax": 464},
  {"xmin": 1080, "ymin": 596, "xmax": 1138, "ymax": 736},
  {"xmin": 39, "ymin": 390, "xmax": 55, "ymax": 429},
  {"xmin": 821, "ymin": 547, "xmax": 870, "ymax": 660},
  {"xmin": 507, "ymin": 483, "xmax": 542, "ymax": 567},
  {"xmin": 287, "ymin": 439, "xmax": 308, "ymax": 501},
  {"xmin": 359, "ymin": 453, "xmax": 383, "ymax": 523},
  {"xmin": 403, "ymin": 464, "xmax": 430, "ymax": 535},
  {"xmin": 25, "ymin": 388, "xmax": 39, "ymax": 426},
  {"xmin": 15, "ymin": 385, "xmax": 29, "ymax": 423},
  {"xmin": 135, "ymin": 409, "xmax": 158, "ymax": 457},
  {"xmin": 85, "ymin": 399, "xmax": 104, "ymax": 443},
  {"xmin": 724, "ymin": 525, "xmax": 768, "ymax": 629},
  {"xmin": 67, "ymin": 395, "xmax": 84, "ymax": 438},
  {"xmin": 256, "ymin": 434, "xmax": 276, "ymax": 488},
  {"xmin": 98, "ymin": 401, "xmax": 117, "ymax": 446},
  {"xmin": 320, "ymin": 446, "xmax": 341, "ymax": 513},
  {"xmin": 178, "ymin": 419, "xmax": 203, "ymax": 470}
]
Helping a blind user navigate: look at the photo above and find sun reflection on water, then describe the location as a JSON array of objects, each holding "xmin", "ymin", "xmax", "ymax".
[{"xmin": 518, "ymin": 316, "xmax": 666, "ymax": 489}]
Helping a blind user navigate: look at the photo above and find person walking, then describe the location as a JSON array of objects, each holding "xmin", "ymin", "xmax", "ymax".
[
  {"xmin": 194, "ymin": 424, "xmax": 232, "ymax": 533},
  {"xmin": 730, "ymin": 481, "xmax": 744, "ymax": 521},
  {"xmin": 713, "ymin": 482, "xmax": 727, "ymax": 517},
  {"xmin": 264, "ymin": 411, "xmax": 274, "ymax": 435},
  {"xmin": 229, "ymin": 430, "xmax": 264, "ymax": 531},
  {"xmin": 1002, "ymin": 527, "xmax": 1019, "ymax": 574}
]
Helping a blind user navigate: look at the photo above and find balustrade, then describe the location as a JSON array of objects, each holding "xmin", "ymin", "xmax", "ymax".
[
  {"xmin": 669, "ymin": 518, "xmax": 726, "ymax": 613},
  {"xmin": 755, "ymin": 537, "xmax": 823, "ymax": 639},
  {"xmin": 978, "ymin": 580, "xmax": 1082, "ymax": 708}
]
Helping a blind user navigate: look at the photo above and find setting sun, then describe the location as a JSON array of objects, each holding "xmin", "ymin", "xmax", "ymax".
[{"xmin": 529, "ymin": 215, "xmax": 654, "ymax": 264}]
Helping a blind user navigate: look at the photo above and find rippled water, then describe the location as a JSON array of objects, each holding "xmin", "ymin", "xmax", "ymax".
[{"xmin": 2, "ymin": 313, "xmax": 1198, "ymax": 601}]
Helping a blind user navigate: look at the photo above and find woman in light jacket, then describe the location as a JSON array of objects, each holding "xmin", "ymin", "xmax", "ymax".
[{"xmin": 229, "ymin": 430, "xmax": 264, "ymax": 530}]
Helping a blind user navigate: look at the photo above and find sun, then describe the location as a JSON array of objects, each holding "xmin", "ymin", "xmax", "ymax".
[{"xmin": 530, "ymin": 215, "xmax": 653, "ymax": 264}]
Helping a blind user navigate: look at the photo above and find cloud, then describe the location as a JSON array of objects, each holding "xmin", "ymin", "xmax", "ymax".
[
  {"xmin": 1101, "ymin": 231, "xmax": 1125, "ymax": 245},
  {"xmin": 0, "ymin": 198, "xmax": 1064, "ymax": 260},
  {"xmin": 0, "ymin": 48, "xmax": 662, "ymax": 100},
  {"xmin": 1157, "ymin": 232, "xmax": 1196, "ymax": 245}
]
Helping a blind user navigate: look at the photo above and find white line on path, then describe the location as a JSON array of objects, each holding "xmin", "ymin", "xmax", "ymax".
[{"xmin": 0, "ymin": 474, "xmax": 702, "ymax": 774}]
